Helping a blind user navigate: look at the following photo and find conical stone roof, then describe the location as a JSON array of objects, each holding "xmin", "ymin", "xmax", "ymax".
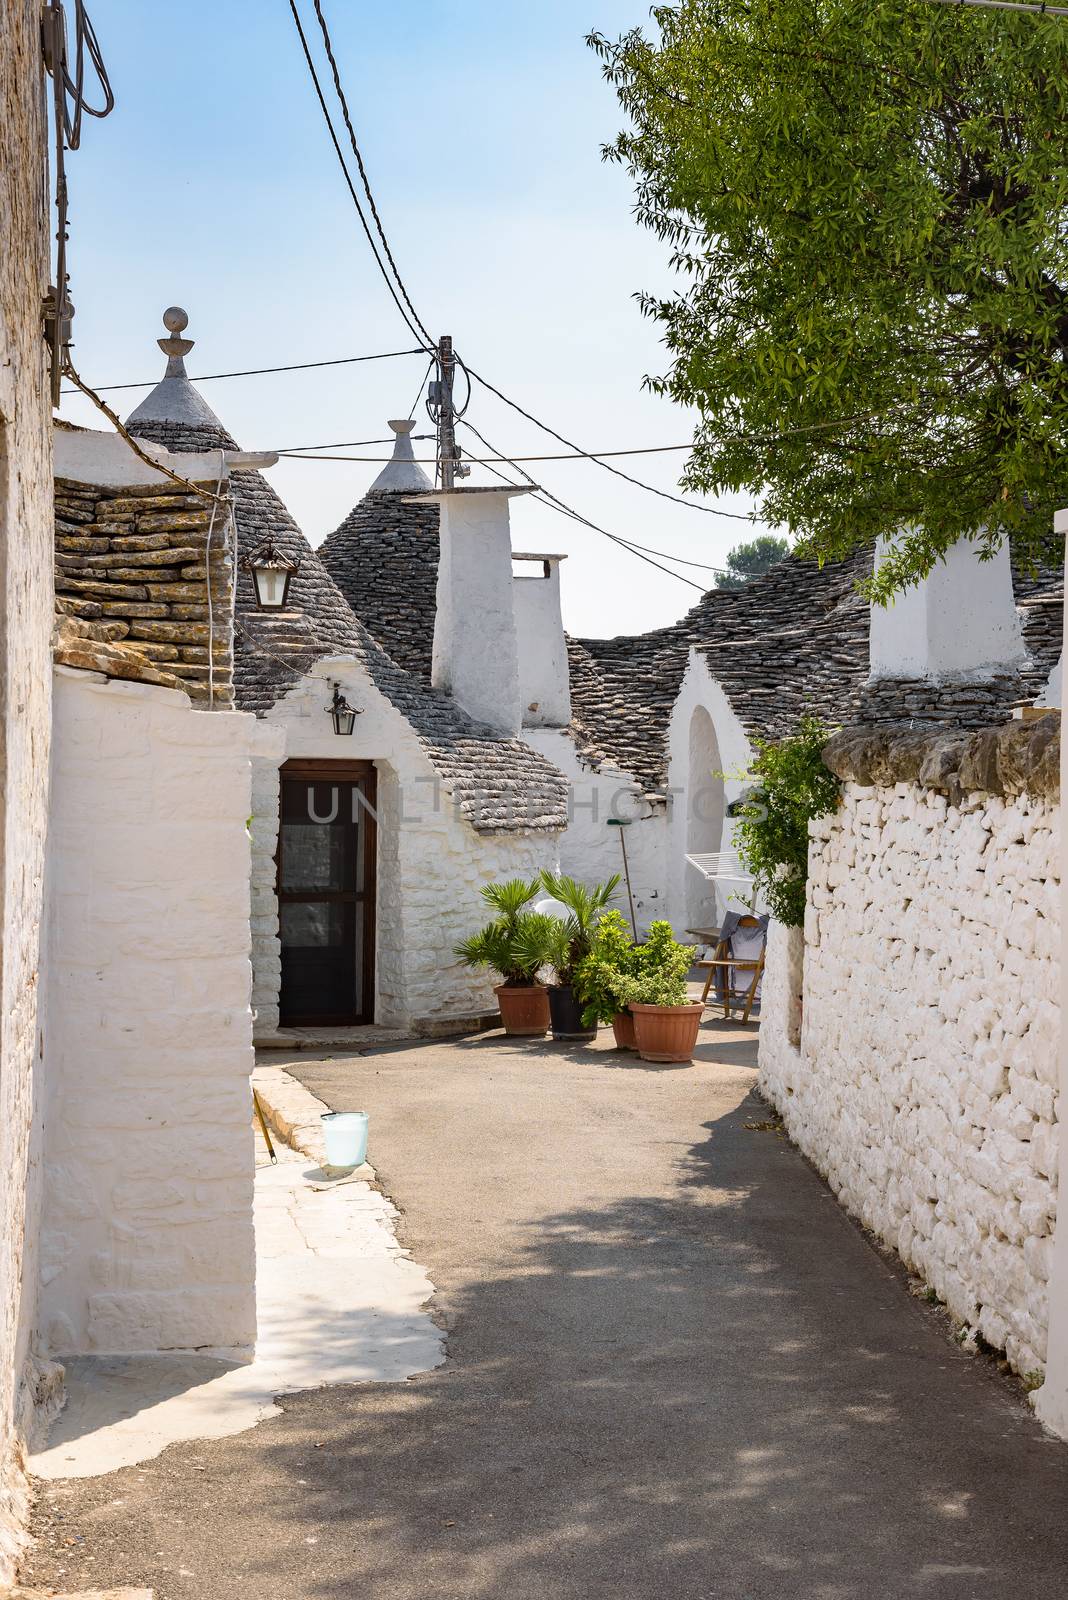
[{"xmin": 122, "ymin": 312, "xmax": 568, "ymax": 833}]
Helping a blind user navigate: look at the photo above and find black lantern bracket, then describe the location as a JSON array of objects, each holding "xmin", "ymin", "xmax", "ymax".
[
  {"xmin": 328, "ymin": 682, "xmax": 361, "ymax": 736},
  {"xmin": 240, "ymin": 537, "xmax": 301, "ymax": 611}
]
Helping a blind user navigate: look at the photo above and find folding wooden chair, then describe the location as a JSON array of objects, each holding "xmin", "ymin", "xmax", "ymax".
[{"xmin": 696, "ymin": 915, "xmax": 766, "ymax": 1023}]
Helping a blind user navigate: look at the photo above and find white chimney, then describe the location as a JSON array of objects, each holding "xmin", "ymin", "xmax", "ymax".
[
  {"xmin": 869, "ymin": 533, "xmax": 1026, "ymax": 680},
  {"xmin": 426, "ymin": 486, "xmax": 534, "ymax": 734},
  {"xmin": 512, "ymin": 553, "xmax": 571, "ymax": 728}
]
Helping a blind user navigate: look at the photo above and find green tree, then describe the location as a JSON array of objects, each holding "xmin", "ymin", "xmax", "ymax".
[
  {"xmin": 715, "ymin": 534, "xmax": 791, "ymax": 590},
  {"xmin": 590, "ymin": 2, "xmax": 1068, "ymax": 597}
]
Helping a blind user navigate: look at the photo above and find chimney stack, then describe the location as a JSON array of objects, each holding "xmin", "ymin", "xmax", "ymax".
[
  {"xmin": 513, "ymin": 553, "xmax": 571, "ymax": 728},
  {"xmin": 424, "ymin": 486, "xmax": 534, "ymax": 735},
  {"xmin": 868, "ymin": 534, "xmax": 1026, "ymax": 680}
]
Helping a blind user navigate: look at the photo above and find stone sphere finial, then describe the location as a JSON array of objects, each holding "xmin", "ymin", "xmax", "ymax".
[{"xmin": 158, "ymin": 305, "xmax": 194, "ymax": 361}]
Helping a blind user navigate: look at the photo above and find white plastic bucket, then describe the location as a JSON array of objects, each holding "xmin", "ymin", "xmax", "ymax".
[{"xmin": 321, "ymin": 1110, "xmax": 368, "ymax": 1168}]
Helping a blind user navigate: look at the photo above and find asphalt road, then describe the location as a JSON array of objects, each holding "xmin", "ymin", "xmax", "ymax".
[{"xmin": 26, "ymin": 1021, "xmax": 1068, "ymax": 1599}]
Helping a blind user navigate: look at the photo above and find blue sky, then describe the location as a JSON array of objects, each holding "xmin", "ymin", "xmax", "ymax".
[{"xmin": 57, "ymin": 1, "xmax": 765, "ymax": 636}]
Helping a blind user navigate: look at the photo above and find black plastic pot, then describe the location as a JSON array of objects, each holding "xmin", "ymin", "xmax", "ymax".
[{"xmin": 548, "ymin": 984, "xmax": 597, "ymax": 1041}]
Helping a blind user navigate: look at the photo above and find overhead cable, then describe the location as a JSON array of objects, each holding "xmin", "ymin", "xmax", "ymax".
[
  {"xmin": 457, "ymin": 418, "xmax": 707, "ymax": 593},
  {"xmin": 59, "ymin": 346, "xmax": 425, "ymax": 396},
  {"xmin": 924, "ymin": 0, "xmax": 1068, "ymax": 13},
  {"xmin": 286, "ymin": 0, "xmax": 434, "ymax": 351},
  {"xmin": 308, "ymin": 0, "xmax": 435, "ymax": 347},
  {"xmin": 465, "ymin": 365, "xmax": 753, "ymax": 521}
]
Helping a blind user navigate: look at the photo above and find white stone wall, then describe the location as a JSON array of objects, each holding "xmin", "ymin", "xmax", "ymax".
[
  {"xmin": 523, "ymin": 727, "xmax": 670, "ymax": 935},
  {"xmin": 0, "ymin": 4, "xmax": 53, "ymax": 1580},
  {"xmin": 432, "ymin": 489, "xmax": 523, "ymax": 735},
  {"xmin": 869, "ymin": 535, "xmax": 1025, "ymax": 680},
  {"xmin": 38, "ymin": 669, "xmax": 260, "ymax": 1356},
  {"xmin": 251, "ymin": 658, "xmax": 562, "ymax": 1034},
  {"xmin": 759, "ymin": 780, "xmax": 1060, "ymax": 1381}
]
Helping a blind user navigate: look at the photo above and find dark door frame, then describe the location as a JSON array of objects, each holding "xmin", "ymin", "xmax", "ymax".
[{"xmin": 276, "ymin": 758, "xmax": 378, "ymax": 1027}]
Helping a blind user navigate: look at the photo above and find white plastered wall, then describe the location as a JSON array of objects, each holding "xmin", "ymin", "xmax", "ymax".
[
  {"xmin": 250, "ymin": 657, "xmax": 562, "ymax": 1035},
  {"xmin": 38, "ymin": 668, "xmax": 262, "ymax": 1356},
  {"xmin": 665, "ymin": 651, "xmax": 755, "ymax": 933},
  {"xmin": 522, "ymin": 727, "xmax": 669, "ymax": 934},
  {"xmin": 0, "ymin": 5, "xmax": 54, "ymax": 1578}
]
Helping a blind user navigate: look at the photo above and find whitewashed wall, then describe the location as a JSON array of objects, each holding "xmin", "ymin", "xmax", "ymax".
[
  {"xmin": 0, "ymin": 5, "xmax": 53, "ymax": 1579},
  {"xmin": 251, "ymin": 658, "xmax": 561, "ymax": 1035},
  {"xmin": 760, "ymin": 770, "xmax": 1060, "ymax": 1384},
  {"xmin": 38, "ymin": 668, "xmax": 261, "ymax": 1356},
  {"xmin": 523, "ymin": 727, "xmax": 669, "ymax": 935}
]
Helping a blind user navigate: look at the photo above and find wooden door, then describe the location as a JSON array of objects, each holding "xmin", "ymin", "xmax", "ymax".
[{"xmin": 277, "ymin": 761, "xmax": 377, "ymax": 1027}]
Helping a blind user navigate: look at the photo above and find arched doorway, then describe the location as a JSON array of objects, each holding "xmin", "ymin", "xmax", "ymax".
[{"xmin": 685, "ymin": 706, "xmax": 724, "ymax": 930}]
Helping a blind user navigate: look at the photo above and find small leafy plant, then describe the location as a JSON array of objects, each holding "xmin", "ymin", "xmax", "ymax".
[
  {"xmin": 573, "ymin": 910, "xmax": 643, "ymax": 1027},
  {"xmin": 732, "ymin": 717, "xmax": 841, "ymax": 928},
  {"xmin": 614, "ymin": 921, "xmax": 696, "ymax": 1009}
]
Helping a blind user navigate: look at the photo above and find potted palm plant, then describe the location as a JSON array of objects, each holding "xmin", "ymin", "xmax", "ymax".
[
  {"xmin": 536, "ymin": 871, "xmax": 620, "ymax": 1041},
  {"xmin": 573, "ymin": 909, "xmax": 643, "ymax": 1049},
  {"xmin": 615, "ymin": 921, "xmax": 703, "ymax": 1063},
  {"xmin": 454, "ymin": 878, "xmax": 556, "ymax": 1037}
]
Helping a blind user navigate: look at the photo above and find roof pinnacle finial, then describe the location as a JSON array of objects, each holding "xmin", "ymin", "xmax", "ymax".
[
  {"xmin": 158, "ymin": 305, "xmax": 194, "ymax": 360},
  {"xmin": 368, "ymin": 415, "xmax": 432, "ymax": 493}
]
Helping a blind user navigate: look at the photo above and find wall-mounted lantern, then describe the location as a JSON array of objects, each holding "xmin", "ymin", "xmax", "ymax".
[
  {"xmin": 328, "ymin": 683, "xmax": 360, "ymax": 736},
  {"xmin": 241, "ymin": 537, "xmax": 300, "ymax": 610}
]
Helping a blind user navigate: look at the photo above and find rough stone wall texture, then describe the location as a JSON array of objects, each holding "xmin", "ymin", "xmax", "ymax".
[
  {"xmin": 759, "ymin": 763, "xmax": 1060, "ymax": 1382},
  {"xmin": 251, "ymin": 661, "xmax": 562, "ymax": 1034},
  {"xmin": 38, "ymin": 669, "xmax": 259, "ymax": 1356},
  {"xmin": 0, "ymin": 5, "xmax": 53, "ymax": 1582},
  {"xmin": 53, "ymin": 476, "xmax": 234, "ymax": 703}
]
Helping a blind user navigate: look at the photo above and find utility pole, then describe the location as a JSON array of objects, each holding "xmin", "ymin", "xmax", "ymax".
[{"xmin": 437, "ymin": 334, "xmax": 456, "ymax": 491}]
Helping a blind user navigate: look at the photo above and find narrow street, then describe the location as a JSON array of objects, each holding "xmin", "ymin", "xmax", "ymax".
[{"xmin": 27, "ymin": 1022, "xmax": 1068, "ymax": 1600}]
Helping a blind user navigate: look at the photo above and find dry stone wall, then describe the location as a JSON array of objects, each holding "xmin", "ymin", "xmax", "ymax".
[
  {"xmin": 53, "ymin": 475, "xmax": 233, "ymax": 704},
  {"xmin": 759, "ymin": 718, "xmax": 1061, "ymax": 1382}
]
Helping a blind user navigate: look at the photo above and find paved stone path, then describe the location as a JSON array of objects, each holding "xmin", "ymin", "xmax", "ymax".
[{"xmin": 26, "ymin": 1022, "xmax": 1068, "ymax": 1599}]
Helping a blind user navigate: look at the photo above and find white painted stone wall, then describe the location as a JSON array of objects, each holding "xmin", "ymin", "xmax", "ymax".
[
  {"xmin": 759, "ymin": 780, "xmax": 1060, "ymax": 1383},
  {"xmin": 1038, "ymin": 504, "xmax": 1068, "ymax": 1438},
  {"xmin": 251, "ymin": 657, "xmax": 561, "ymax": 1035},
  {"xmin": 514, "ymin": 557, "xmax": 571, "ymax": 729},
  {"xmin": 523, "ymin": 727, "xmax": 669, "ymax": 935},
  {"xmin": 0, "ymin": 4, "xmax": 54, "ymax": 1580},
  {"xmin": 38, "ymin": 668, "xmax": 261, "ymax": 1356}
]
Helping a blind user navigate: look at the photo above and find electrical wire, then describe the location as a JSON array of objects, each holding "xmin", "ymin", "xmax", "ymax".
[
  {"xmin": 279, "ymin": 440, "xmax": 706, "ymax": 462},
  {"xmin": 457, "ymin": 418, "xmax": 707, "ymax": 593},
  {"xmin": 308, "ymin": 0, "xmax": 435, "ymax": 348},
  {"xmin": 286, "ymin": 0, "xmax": 434, "ymax": 351},
  {"xmin": 63, "ymin": 359, "xmax": 227, "ymax": 504},
  {"xmin": 58, "ymin": 346, "xmax": 425, "ymax": 396},
  {"xmin": 464, "ymin": 364, "xmax": 754, "ymax": 521},
  {"xmin": 408, "ymin": 358, "xmax": 435, "ymax": 422},
  {"xmin": 924, "ymin": 0, "xmax": 1068, "ymax": 13}
]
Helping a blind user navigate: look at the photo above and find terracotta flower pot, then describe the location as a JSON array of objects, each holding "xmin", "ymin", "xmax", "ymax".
[
  {"xmin": 611, "ymin": 1010, "xmax": 637, "ymax": 1050},
  {"xmin": 494, "ymin": 983, "xmax": 550, "ymax": 1037},
  {"xmin": 631, "ymin": 1002, "xmax": 705, "ymax": 1063}
]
